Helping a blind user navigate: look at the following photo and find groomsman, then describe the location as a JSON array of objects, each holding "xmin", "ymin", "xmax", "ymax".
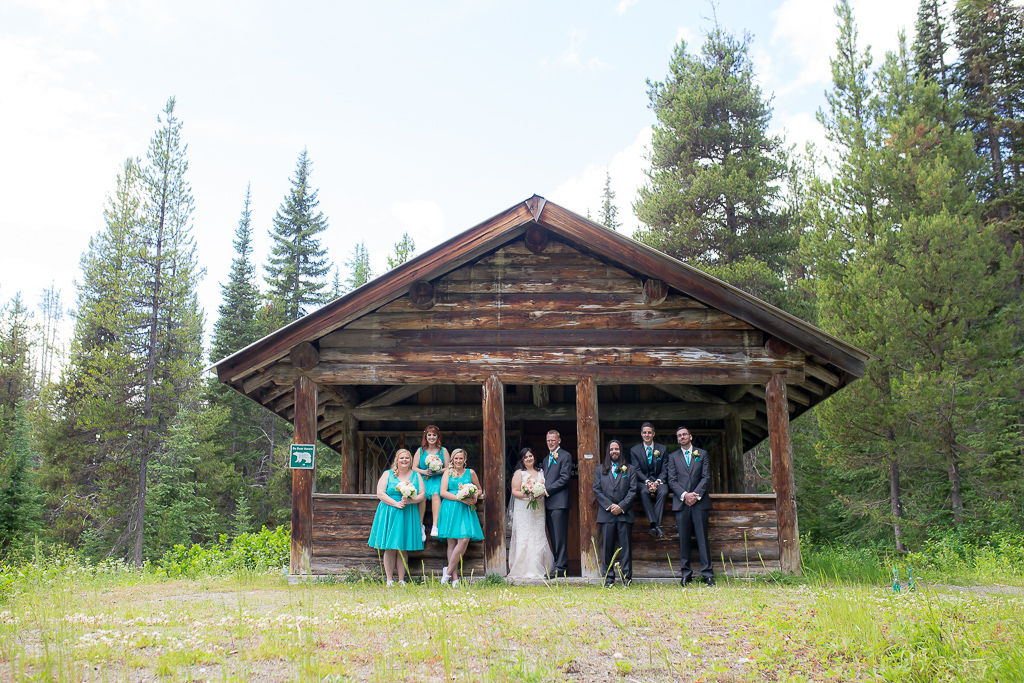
[
  {"xmin": 629, "ymin": 422, "xmax": 669, "ymax": 538},
  {"xmin": 665, "ymin": 426, "xmax": 715, "ymax": 586},
  {"xmin": 542, "ymin": 430, "xmax": 573, "ymax": 578}
]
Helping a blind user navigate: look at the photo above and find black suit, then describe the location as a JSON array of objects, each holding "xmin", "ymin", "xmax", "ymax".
[
  {"xmin": 665, "ymin": 447, "xmax": 714, "ymax": 583},
  {"xmin": 592, "ymin": 464, "xmax": 637, "ymax": 584},
  {"xmin": 629, "ymin": 441, "xmax": 669, "ymax": 528},
  {"xmin": 542, "ymin": 447, "xmax": 573, "ymax": 576}
]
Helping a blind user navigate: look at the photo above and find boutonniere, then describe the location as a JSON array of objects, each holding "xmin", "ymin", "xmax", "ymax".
[
  {"xmin": 619, "ymin": 464, "xmax": 628, "ymax": 473},
  {"xmin": 653, "ymin": 450, "xmax": 661, "ymax": 458},
  {"xmin": 549, "ymin": 453, "xmax": 558, "ymax": 461}
]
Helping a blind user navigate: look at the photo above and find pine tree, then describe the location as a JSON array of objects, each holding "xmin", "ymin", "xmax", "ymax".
[
  {"xmin": 344, "ymin": 242, "xmax": 373, "ymax": 291},
  {"xmin": 0, "ymin": 293, "xmax": 34, "ymax": 425},
  {"xmin": 386, "ymin": 233, "xmax": 416, "ymax": 270},
  {"xmin": 635, "ymin": 26, "xmax": 793, "ymax": 276},
  {"xmin": 264, "ymin": 149, "xmax": 331, "ymax": 320},
  {"xmin": 598, "ymin": 171, "xmax": 621, "ymax": 231},
  {"xmin": 914, "ymin": 0, "xmax": 950, "ymax": 98},
  {"xmin": 0, "ymin": 401, "xmax": 46, "ymax": 559}
]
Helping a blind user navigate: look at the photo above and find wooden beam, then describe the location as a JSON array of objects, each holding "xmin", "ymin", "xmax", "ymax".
[
  {"xmin": 724, "ymin": 412, "xmax": 744, "ymax": 494},
  {"xmin": 259, "ymin": 382, "xmax": 292, "ymax": 406},
  {"xmin": 765, "ymin": 337, "xmax": 793, "ymax": 359},
  {"xmin": 243, "ymin": 365, "xmax": 298, "ymax": 394},
  {"xmin": 325, "ymin": 401, "xmax": 756, "ymax": 423},
  {"xmin": 524, "ymin": 224, "xmax": 549, "ymax": 254},
  {"xmin": 308, "ymin": 363, "xmax": 805, "ymax": 386},
  {"xmin": 356, "ymin": 384, "xmax": 427, "ymax": 409},
  {"xmin": 337, "ymin": 413, "xmax": 359, "ymax": 494},
  {"xmin": 320, "ymin": 328, "xmax": 763, "ymax": 349},
  {"xmin": 290, "ymin": 342, "xmax": 320, "ymax": 371},
  {"xmin": 344, "ymin": 308, "xmax": 755, "ymax": 331},
  {"xmin": 482, "ymin": 374, "xmax": 507, "ymax": 576},
  {"xmin": 291, "ymin": 376, "xmax": 316, "ymax": 577},
  {"xmin": 766, "ymin": 375, "xmax": 801, "ymax": 576},
  {"xmin": 722, "ymin": 384, "xmax": 754, "ymax": 403},
  {"xmin": 531, "ymin": 385, "xmax": 549, "ymax": 408},
  {"xmin": 783, "ymin": 384, "xmax": 811, "ymax": 406},
  {"xmin": 576, "ymin": 376, "xmax": 600, "ymax": 579},
  {"xmin": 747, "ymin": 386, "xmax": 796, "ymax": 412},
  {"xmin": 318, "ymin": 383, "xmax": 359, "ymax": 409},
  {"xmin": 805, "ymin": 359, "xmax": 841, "ymax": 387},
  {"xmin": 654, "ymin": 384, "xmax": 727, "ymax": 404},
  {"xmin": 641, "ymin": 278, "xmax": 668, "ymax": 306},
  {"xmin": 799, "ymin": 378, "xmax": 826, "ymax": 396},
  {"xmin": 408, "ymin": 280, "xmax": 436, "ymax": 310}
]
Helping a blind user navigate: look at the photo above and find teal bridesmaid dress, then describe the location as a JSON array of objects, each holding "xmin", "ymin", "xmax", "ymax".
[
  {"xmin": 368, "ymin": 471, "xmax": 425, "ymax": 551},
  {"xmin": 437, "ymin": 470, "xmax": 484, "ymax": 541},
  {"xmin": 418, "ymin": 447, "xmax": 446, "ymax": 497}
]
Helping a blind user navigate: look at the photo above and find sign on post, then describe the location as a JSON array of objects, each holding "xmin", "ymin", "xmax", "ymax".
[{"xmin": 290, "ymin": 443, "xmax": 315, "ymax": 470}]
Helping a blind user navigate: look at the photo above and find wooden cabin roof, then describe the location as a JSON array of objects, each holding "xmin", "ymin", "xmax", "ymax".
[{"xmin": 212, "ymin": 195, "xmax": 870, "ymax": 452}]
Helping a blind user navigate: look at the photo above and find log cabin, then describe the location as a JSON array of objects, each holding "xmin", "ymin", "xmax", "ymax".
[{"xmin": 212, "ymin": 195, "xmax": 869, "ymax": 580}]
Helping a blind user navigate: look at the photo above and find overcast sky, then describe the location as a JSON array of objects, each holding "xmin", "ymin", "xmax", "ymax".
[{"xmin": 1, "ymin": 0, "xmax": 919, "ymax": 351}]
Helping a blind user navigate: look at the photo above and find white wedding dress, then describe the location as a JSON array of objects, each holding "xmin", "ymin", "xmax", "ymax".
[{"xmin": 507, "ymin": 470, "xmax": 555, "ymax": 580}]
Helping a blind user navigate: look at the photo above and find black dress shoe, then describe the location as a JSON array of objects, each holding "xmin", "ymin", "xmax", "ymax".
[
  {"xmin": 701, "ymin": 576, "xmax": 716, "ymax": 587},
  {"xmin": 655, "ymin": 526, "xmax": 665, "ymax": 539},
  {"xmin": 680, "ymin": 577, "xmax": 693, "ymax": 586},
  {"xmin": 648, "ymin": 526, "xmax": 659, "ymax": 538}
]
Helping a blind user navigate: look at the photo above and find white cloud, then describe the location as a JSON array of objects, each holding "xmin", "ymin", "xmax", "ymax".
[
  {"xmin": 616, "ymin": 0, "xmax": 639, "ymax": 15},
  {"xmin": 558, "ymin": 30, "xmax": 608, "ymax": 71},
  {"xmin": 672, "ymin": 25, "xmax": 697, "ymax": 51},
  {"xmin": 548, "ymin": 127, "xmax": 652, "ymax": 235},
  {"xmin": 11, "ymin": 0, "xmax": 112, "ymax": 32},
  {"xmin": 770, "ymin": 0, "xmax": 919, "ymax": 94}
]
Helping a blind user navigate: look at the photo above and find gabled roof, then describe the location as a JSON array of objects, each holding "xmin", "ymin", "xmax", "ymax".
[{"xmin": 213, "ymin": 195, "xmax": 869, "ymax": 385}]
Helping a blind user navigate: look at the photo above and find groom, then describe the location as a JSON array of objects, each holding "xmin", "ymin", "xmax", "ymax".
[
  {"xmin": 665, "ymin": 425, "xmax": 715, "ymax": 586},
  {"xmin": 542, "ymin": 430, "xmax": 573, "ymax": 578}
]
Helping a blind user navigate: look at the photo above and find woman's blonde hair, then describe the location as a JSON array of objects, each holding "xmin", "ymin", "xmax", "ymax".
[
  {"xmin": 390, "ymin": 448, "xmax": 413, "ymax": 476},
  {"xmin": 448, "ymin": 448, "xmax": 468, "ymax": 473}
]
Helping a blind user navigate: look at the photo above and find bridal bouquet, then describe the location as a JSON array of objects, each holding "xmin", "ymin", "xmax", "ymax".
[
  {"xmin": 425, "ymin": 453, "xmax": 443, "ymax": 474},
  {"xmin": 456, "ymin": 483, "xmax": 479, "ymax": 501},
  {"xmin": 395, "ymin": 480, "xmax": 417, "ymax": 499},
  {"xmin": 521, "ymin": 476, "xmax": 547, "ymax": 509}
]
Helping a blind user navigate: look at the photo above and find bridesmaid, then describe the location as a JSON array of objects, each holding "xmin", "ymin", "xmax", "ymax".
[
  {"xmin": 592, "ymin": 439, "xmax": 638, "ymax": 587},
  {"xmin": 413, "ymin": 425, "xmax": 449, "ymax": 540},
  {"xmin": 436, "ymin": 448, "xmax": 483, "ymax": 587},
  {"xmin": 368, "ymin": 448, "xmax": 426, "ymax": 586}
]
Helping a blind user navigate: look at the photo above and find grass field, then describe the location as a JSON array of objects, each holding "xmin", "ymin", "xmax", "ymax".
[{"xmin": 1, "ymin": 559, "xmax": 1023, "ymax": 683}]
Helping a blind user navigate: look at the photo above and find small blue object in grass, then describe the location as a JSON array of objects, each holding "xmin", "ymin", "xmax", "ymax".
[
  {"xmin": 908, "ymin": 565, "xmax": 916, "ymax": 592},
  {"xmin": 893, "ymin": 565, "xmax": 901, "ymax": 593}
]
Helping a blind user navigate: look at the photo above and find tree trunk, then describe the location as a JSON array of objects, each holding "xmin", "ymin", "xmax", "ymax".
[{"xmin": 889, "ymin": 456, "xmax": 905, "ymax": 553}]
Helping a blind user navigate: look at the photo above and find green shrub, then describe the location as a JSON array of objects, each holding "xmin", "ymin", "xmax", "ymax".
[{"xmin": 157, "ymin": 525, "xmax": 289, "ymax": 578}]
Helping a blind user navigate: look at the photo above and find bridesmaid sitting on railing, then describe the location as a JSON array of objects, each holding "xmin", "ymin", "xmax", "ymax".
[{"xmin": 412, "ymin": 425, "xmax": 449, "ymax": 541}]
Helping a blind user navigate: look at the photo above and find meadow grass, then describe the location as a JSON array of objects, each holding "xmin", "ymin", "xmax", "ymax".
[{"xmin": 0, "ymin": 553, "xmax": 1022, "ymax": 682}]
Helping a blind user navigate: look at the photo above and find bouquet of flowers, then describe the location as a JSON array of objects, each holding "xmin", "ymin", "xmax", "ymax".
[
  {"xmin": 521, "ymin": 476, "xmax": 547, "ymax": 510},
  {"xmin": 425, "ymin": 453, "xmax": 443, "ymax": 475},
  {"xmin": 395, "ymin": 480, "xmax": 417, "ymax": 499},
  {"xmin": 456, "ymin": 483, "xmax": 479, "ymax": 501}
]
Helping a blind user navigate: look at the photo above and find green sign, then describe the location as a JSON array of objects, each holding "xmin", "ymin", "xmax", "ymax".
[{"xmin": 290, "ymin": 443, "xmax": 315, "ymax": 470}]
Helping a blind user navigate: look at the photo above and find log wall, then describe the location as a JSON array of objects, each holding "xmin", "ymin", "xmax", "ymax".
[{"xmin": 308, "ymin": 492, "xmax": 779, "ymax": 579}]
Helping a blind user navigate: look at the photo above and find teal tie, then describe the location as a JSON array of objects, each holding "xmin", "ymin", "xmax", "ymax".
[
  {"xmin": 646, "ymin": 446, "xmax": 652, "ymax": 465},
  {"xmin": 685, "ymin": 450, "xmax": 691, "ymax": 467},
  {"xmin": 612, "ymin": 467, "xmax": 619, "ymax": 480}
]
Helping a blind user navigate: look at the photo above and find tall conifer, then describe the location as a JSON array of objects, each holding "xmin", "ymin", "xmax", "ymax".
[{"xmin": 264, "ymin": 149, "xmax": 331, "ymax": 320}]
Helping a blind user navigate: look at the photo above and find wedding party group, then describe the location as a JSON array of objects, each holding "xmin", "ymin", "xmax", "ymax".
[{"xmin": 367, "ymin": 423, "xmax": 715, "ymax": 588}]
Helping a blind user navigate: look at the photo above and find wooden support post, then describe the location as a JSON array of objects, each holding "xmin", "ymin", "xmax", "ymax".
[
  {"xmin": 724, "ymin": 411, "xmax": 744, "ymax": 494},
  {"xmin": 337, "ymin": 413, "xmax": 359, "ymax": 494},
  {"xmin": 766, "ymin": 374, "xmax": 801, "ymax": 575},
  {"xmin": 482, "ymin": 373, "xmax": 507, "ymax": 576},
  {"xmin": 576, "ymin": 376, "xmax": 600, "ymax": 579},
  {"xmin": 291, "ymin": 376, "xmax": 316, "ymax": 576}
]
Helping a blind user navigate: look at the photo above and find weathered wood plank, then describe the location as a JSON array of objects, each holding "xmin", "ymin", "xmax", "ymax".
[
  {"xmin": 290, "ymin": 342, "xmax": 320, "ymax": 371},
  {"xmin": 337, "ymin": 413, "xmax": 359, "ymax": 494},
  {"xmin": 318, "ymin": 346, "xmax": 802, "ymax": 369},
  {"xmin": 345, "ymin": 309, "xmax": 754, "ymax": 331},
  {"xmin": 724, "ymin": 411, "xmax": 744, "ymax": 494},
  {"xmin": 439, "ymin": 263, "xmax": 637, "ymax": 283},
  {"xmin": 654, "ymin": 383, "xmax": 727, "ymax": 404},
  {"xmin": 291, "ymin": 377, "xmax": 316, "ymax": 576},
  {"xmin": 576, "ymin": 376, "xmax": 600, "ymax": 579},
  {"xmin": 805, "ymin": 359, "xmax": 842, "ymax": 387},
  {"xmin": 436, "ymin": 278, "xmax": 644, "ymax": 295},
  {"xmin": 482, "ymin": 374, "xmax": 506, "ymax": 576},
  {"xmin": 320, "ymin": 328, "xmax": 762, "ymax": 349},
  {"xmin": 355, "ymin": 385, "xmax": 428, "ymax": 409},
  {"xmin": 325, "ymin": 401, "xmax": 757, "ymax": 423},
  {"xmin": 375, "ymin": 292, "xmax": 706, "ymax": 314},
  {"xmin": 767, "ymin": 375, "xmax": 801, "ymax": 575},
  {"xmin": 307, "ymin": 363, "xmax": 805, "ymax": 385}
]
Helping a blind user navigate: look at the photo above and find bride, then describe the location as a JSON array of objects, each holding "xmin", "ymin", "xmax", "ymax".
[{"xmin": 507, "ymin": 448, "xmax": 555, "ymax": 579}]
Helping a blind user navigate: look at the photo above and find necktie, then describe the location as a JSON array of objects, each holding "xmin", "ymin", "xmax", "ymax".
[
  {"xmin": 646, "ymin": 446, "xmax": 652, "ymax": 465},
  {"xmin": 685, "ymin": 450, "xmax": 691, "ymax": 467},
  {"xmin": 612, "ymin": 467, "xmax": 619, "ymax": 480}
]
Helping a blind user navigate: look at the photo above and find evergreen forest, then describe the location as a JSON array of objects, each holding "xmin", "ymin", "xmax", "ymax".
[{"xmin": 1, "ymin": 0, "xmax": 1022, "ymax": 568}]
